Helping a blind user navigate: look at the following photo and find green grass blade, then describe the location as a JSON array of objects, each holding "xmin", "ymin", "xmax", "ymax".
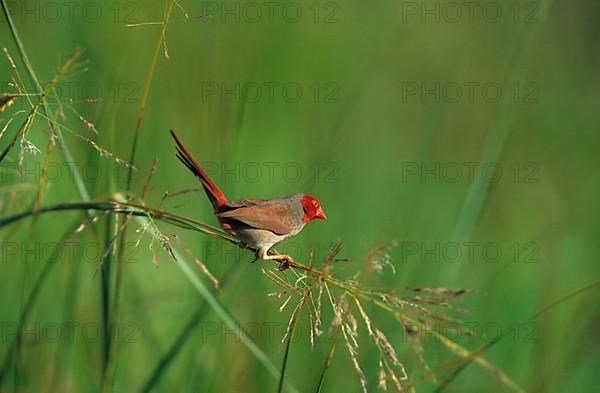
[
  {"xmin": 314, "ymin": 338, "xmax": 339, "ymax": 393},
  {"xmin": 434, "ymin": 280, "xmax": 600, "ymax": 392},
  {"xmin": 100, "ymin": 215, "xmax": 113, "ymax": 382},
  {"xmin": 140, "ymin": 265, "xmax": 238, "ymax": 393},
  {"xmin": 0, "ymin": 218, "xmax": 84, "ymax": 384},
  {"xmin": 449, "ymin": 0, "xmax": 555, "ymax": 281},
  {"xmin": 141, "ymin": 299, "xmax": 211, "ymax": 393},
  {"xmin": 277, "ymin": 299, "xmax": 303, "ymax": 393},
  {"xmin": 277, "ymin": 330, "xmax": 294, "ymax": 393}
]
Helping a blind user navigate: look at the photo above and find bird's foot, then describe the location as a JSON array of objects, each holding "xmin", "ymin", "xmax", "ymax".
[
  {"xmin": 274, "ymin": 254, "xmax": 294, "ymax": 271},
  {"xmin": 256, "ymin": 249, "xmax": 294, "ymax": 270},
  {"xmin": 277, "ymin": 259, "xmax": 289, "ymax": 271}
]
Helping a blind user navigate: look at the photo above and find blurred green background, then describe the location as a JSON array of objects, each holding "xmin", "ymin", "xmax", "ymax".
[{"xmin": 1, "ymin": 0, "xmax": 599, "ymax": 392}]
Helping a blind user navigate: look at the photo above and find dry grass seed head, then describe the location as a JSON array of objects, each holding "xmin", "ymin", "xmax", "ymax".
[
  {"xmin": 3, "ymin": 47, "xmax": 17, "ymax": 70},
  {"xmin": 368, "ymin": 240, "xmax": 399, "ymax": 274},
  {"xmin": 341, "ymin": 323, "xmax": 368, "ymax": 393}
]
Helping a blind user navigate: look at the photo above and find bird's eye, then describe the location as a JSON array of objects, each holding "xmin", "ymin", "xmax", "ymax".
[{"xmin": 313, "ymin": 200, "xmax": 318, "ymax": 206}]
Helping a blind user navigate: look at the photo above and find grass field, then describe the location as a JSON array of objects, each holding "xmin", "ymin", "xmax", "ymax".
[{"xmin": 1, "ymin": 0, "xmax": 599, "ymax": 392}]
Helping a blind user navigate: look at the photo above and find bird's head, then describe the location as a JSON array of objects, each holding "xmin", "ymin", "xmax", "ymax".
[{"xmin": 300, "ymin": 194, "xmax": 327, "ymax": 222}]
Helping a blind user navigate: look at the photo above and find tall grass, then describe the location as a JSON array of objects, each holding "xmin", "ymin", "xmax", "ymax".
[
  {"xmin": 0, "ymin": 199, "xmax": 525, "ymax": 392},
  {"xmin": 1, "ymin": 1, "xmax": 599, "ymax": 392}
]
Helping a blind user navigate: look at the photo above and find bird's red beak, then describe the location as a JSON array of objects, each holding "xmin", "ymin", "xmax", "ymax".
[{"xmin": 315, "ymin": 207, "xmax": 327, "ymax": 220}]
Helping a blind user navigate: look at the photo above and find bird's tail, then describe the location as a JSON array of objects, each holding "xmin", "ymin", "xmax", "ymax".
[{"xmin": 170, "ymin": 130, "xmax": 228, "ymax": 210}]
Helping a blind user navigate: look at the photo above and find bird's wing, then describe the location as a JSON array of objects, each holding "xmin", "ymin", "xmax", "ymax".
[
  {"xmin": 217, "ymin": 201, "xmax": 297, "ymax": 235},
  {"xmin": 223, "ymin": 198, "xmax": 266, "ymax": 208}
]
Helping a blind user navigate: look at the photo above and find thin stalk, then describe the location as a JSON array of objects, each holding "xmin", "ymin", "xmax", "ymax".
[
  {"xmin": 101, "ymin": 119, "xmax": 117, "ymax": 389},
  {"xmin": 433, "ymin": 280, "xmax": 600, "ymax": 393},
  {"xmin": 277, "ymin": 318, "xmax": 299, "ymax": 393},
  {"xmin": 313, "ymin": 248, "xmax": 372, "ymax": 393},
  {"xmin": 0, "ymin": 2, "xmax": 90, "ymax": 200},
  {"xmin": 113, "ymin": 0, "xmax": 178, "ymax": 315},
  {"xmin": 0, "ymin": 200, "xmax": 233, "ymax": 240},
  {"xmin": 126, "ymin": 0, "xmax": 177, "ymax": 177},
  {"xmin": 0, "ymin": 47, "xmax": 81, "ymax": 164},
  {"xmin": 314, "ymin": 337, "xmax": 338, "ymax": 393},
  {"xmin": 278, "ymin": 287, "xmax": 309, "ymax": 393},
  {"xmin": 101, "ymin": 214, "xmax": 113, "ymax": 381},
  {"xmin": 0, "ymin": 107, "xmax": 35, "ymax": 163},
  {"xmin": 111, "ymin": 3, "xmax": 183, "ymax": 381}
]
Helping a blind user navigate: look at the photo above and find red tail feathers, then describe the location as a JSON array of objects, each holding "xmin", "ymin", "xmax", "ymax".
[{"xmin": 170, "ymin": 130, "xmax": 228, "ymax": 210}]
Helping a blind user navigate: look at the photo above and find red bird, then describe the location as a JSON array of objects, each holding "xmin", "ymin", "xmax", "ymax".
[{"xmin": 170, "ymin": 130, "xmax": 326, "ymax": 268}]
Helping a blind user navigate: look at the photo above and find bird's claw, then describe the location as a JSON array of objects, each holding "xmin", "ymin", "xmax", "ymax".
[
  {"xmin": 276, "ymin": 255, "xmax": 293, "ymax": 271},
  {"xmin": 254, "ymin": 250, "xmax": 293, "ymax": 270},
  {"xmin": 277, "ymin": 260, "xmax": 289, "ymax": 271}
]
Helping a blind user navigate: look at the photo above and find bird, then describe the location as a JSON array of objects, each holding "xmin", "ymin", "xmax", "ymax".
[{"xmin": 170, "ymin": 130, "xmax": 326, "ymax": 269}]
